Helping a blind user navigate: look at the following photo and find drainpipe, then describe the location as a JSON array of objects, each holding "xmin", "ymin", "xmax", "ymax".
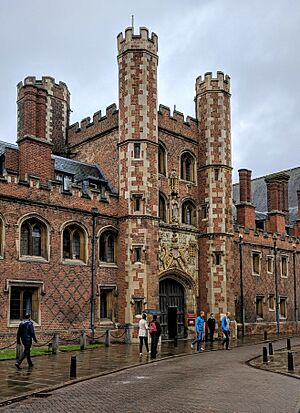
[
  {"xmin": 293, "ymin": 244, "xmax": 298, "ymax": 333},
  {"xmin": 91, "ymin": 208, "xmax": 98, "ymax": 342},
  {"xmin": 273, "ymin": 236, "xmax": 280, "ymax": 336},
  {"xmin": 239, "ymin": 234, "xmax": 245, "ymax": 336}
]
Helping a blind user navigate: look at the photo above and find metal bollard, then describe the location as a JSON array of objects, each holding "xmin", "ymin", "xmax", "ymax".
[
  {"xmin": 48, "ymin": 343, "xmax": 53, "ymax": 353},
  {"xmin": 105, "ymin": 330, "xmax": 110, "ymax": 347},
  {"xmin": 263, "ymin": 331, "xmax": 268, "ymax": 341},
  {"xmin": 263, "ymin": 346, "xmax": 268, "ymax": 363},
  {"xmin": 288, "ymin": 352, "xmax": 294, "ymax": 371},
  {"xmin": 70, "ymin": 355, "xmax": 77, "ymax": 378},
  {"xmin": 268, "ymin": 342, "xmax": 273, "ymax": 356},
  {"xmin": 287, "ymin": 338, "xmax": 291, "ymax": 351},
  {"xmin": 174, "ymin": 336, "xmax": 178, "ymax": 347}
]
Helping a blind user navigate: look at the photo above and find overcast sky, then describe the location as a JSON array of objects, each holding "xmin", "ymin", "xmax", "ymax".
[{"xmin": 0, "ymin": 0, "xmax": 299, "ymax": 182}]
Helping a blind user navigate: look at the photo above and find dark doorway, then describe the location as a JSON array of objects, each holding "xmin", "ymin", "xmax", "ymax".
[{"xmin": 159, "ymin": 278, "xmax": 184, "ymax": 339}]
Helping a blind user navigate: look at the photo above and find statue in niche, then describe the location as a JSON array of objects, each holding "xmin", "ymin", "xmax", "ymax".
[
  {"xmin": 169, "ymin": 169, "xmax": 179, "ymax": 196},
  {"xmin": 171, "ymin": 197, "xmax": 179, "ymax": 224}
]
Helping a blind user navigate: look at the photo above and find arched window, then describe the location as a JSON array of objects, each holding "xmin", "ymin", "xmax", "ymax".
[
  {"xmin": 158, "ymin": 144, "xmax": 166, "ymax": 175},
  {"xmin": 63, "ymin": 224, "xmax": 86, "ymax": 262},
  {"xmin": 182, "ymin": 200, "xmax": 197, "ymax": 226},
  {"xmin": 180, "ymin": 152, "xmax": 195, "ymax": 182},
  {"xmin": 100, "ymin": 230, "xmax": 117, "ymax": 263},
  {"xmin": 159, "ymin": 193, "xmax": 167, "ymax": 222},
  {"xmin": 20, "ymin": 218, "xmax": 47, "ymax": 258}
]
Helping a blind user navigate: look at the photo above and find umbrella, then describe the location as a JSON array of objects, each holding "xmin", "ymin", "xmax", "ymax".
[{"xmin": 143, "ymin": 309, "xmax": 161, "ymax": 315}]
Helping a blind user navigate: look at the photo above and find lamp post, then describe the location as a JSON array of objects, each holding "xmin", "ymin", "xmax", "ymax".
[
  {"xmin": 91, "ymin": 208, "xmax": 98, "ymax": 342},
  {"xmin": 293, "ymin": 243, "xmax": 298, "ymax": 333},
  {"xmin": 273, "ymin": 236, "xmax": 280, "ymax": 336},
  {"xmin": 239, "ymin": 234, "xmax": 245, "ymax": 336}
]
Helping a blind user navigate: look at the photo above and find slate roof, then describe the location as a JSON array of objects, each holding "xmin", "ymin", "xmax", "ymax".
[
  {"xmin": 233, "ymin": 167, "xmax": 300, "ymax": 225},
  {"xmin": 0, "ymin": 140, "xmax": 112, "ymax": 191}
]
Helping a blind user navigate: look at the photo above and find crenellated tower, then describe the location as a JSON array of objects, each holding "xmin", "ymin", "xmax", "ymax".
[
  {"xmin": 195, "ymin": 71, "xmax": 234, "ymax": 316},
  {"xmin": 117, "ymin": 27, "xmax": 159, "ymax": 323}
]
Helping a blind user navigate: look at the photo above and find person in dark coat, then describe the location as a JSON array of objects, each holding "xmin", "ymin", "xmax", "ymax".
[
  {"xmin": 15, "ymin": 313, "xmax": 37, "ymax": 369},
  {"xmin": 207, "ymin": 313, "xmax": 216, "ymax": 341},
  {"xmin": 149, "ymin": 314, "xmax": 161, "ymax": 359}
]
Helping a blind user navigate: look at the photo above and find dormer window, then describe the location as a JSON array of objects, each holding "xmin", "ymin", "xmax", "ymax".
[{"xmin": 56, "ymin": 173, "xmax": 73, "ymax": 192}]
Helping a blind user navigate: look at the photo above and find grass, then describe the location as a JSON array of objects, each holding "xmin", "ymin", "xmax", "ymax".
[{"xmin": 0, "ymin": 344, "xmax": 102, "ymax": 361}]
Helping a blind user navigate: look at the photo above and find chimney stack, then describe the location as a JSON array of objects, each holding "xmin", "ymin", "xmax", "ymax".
[
  {"xmin": 265, "ymin": 173, "xmax": 290, "ymax": 234},
  {"xmin": 236, "ymin": 169, "xmax": 255, "ymax": 228}
]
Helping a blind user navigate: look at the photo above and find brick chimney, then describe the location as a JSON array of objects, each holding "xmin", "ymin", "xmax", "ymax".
[
  {"xmin": 293, "ymin": 190, "xmax": 300, "ymax": 237},
  {"xmin": 236, "ymin": 169, "xmax": 255, "ymax": 228},
  {"xmin": 17, "ymin": 78, "xmax": 54, "ymax": 183},
  {"xmin": 265, "ymin": 172, "xmax": 290, "ymax": 234}
]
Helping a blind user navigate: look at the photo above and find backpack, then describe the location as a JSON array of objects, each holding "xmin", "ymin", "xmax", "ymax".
[{"xmin": 149, "ymin": 321, "xmax": 157, "ymax": 333}]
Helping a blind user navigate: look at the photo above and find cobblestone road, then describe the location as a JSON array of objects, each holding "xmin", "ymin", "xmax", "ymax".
[{"xmin": 1, "ymin": 338, "xmax": 300, "ymax": 413}]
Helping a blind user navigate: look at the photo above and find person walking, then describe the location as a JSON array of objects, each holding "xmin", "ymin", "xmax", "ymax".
[
  {"xmin": 191, "ymin": 311, "xmax": 205, "ymax": 352},
  {"xmin": 207, "ymin": 313, "xmax": 216, "ymax": 342},
  {"xmin": 221, "ymin": 312, "xmax": 231, "ymax": 350},
  {"xmin": 149, "ymin": 314, "xmax": 161, "ymax": 359},
  {"xmin": 15, "ymin": 313, "xmax": 37, "ymax": 369},
  {"xmin": 138, "ymin": 313, "xmax": 149, "ymax": 356}
]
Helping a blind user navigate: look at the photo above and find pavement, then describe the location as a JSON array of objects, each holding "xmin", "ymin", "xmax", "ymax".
[{"xmin": 0, "ymin": 335, "xmax": 300, "ymax": 412}]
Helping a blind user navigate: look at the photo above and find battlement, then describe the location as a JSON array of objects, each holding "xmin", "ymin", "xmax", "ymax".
[
  {"xmin": 195, "ymin": 71, "xmax": 230, "ymax": 95},
  {"xmin": 158, "ymin": 104, "xmax": 198, "ymax": 140},
  {"xmin": 67, "ymin": 104, "xmax": 118, "ymax": 147},
  {"xmin": 17, "ymin": 76, "xmax": 70, "ymax": 102},
  {"xmin": 117, "ymin": 26, "xmax": 158, "ymax": 55}
]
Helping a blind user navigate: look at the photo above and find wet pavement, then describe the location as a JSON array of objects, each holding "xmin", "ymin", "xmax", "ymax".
[{"xmin": 0, "ymin": 333, "xmax": 297, "ymax": 405}]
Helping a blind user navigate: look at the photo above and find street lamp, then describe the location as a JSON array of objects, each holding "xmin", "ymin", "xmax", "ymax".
[
  {"xmin": 239, "ymin": 234, "xmax": 245, "ymax": 336},
  {"xmin": 293, "ymin": 243, "xmax": 298, "ymax": 333},
  {"xmin": 273, "ymin": 235, "xmax": 280, "ymax": 336}
]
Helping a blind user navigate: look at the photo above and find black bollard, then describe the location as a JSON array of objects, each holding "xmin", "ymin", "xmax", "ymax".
[
  {"xmin": 70, "ymin": 355, "xmax": 77, "ymax": 378},
  {"xmin": 174, "ymin": 336, "xmax": 178, "ymax": 347},
  {"xmin": 263, "ymin": 331, "xmax": 268, "ymax": 341},
  {"xmin": 268, "ymin": 342, "xmax": 273, "ymax": 356},
  {"xmin": 287, "ymin": 338, "xmax": 291, "ymax": 351},
  {"xmin": 288, "ymin": 352, "xmax": 294, "ymax": 371},
  {"xmin": 263, "ymin": 346, "xmax": 268, "ymax": 363}
]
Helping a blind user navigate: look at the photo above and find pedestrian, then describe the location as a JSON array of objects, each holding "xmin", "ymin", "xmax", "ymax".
[
  {"xmin": 149, "ymin": 314, "xmax": 161, "ymax": 359},
  {"xmin": 191, "ymin": 311, "xmax": 205, "ymax": 352},
  {"xmin": 221, "ymin": 312, "xmax": 231, "ymax": 350},
  {"xmin": 138, "ymin": 313, "xmax": 150, "ymax": 356},
  {"xmin": 15, "ymin": 313, "xmax": 37, "ymax": 369},
  {"xmin": 207, "ymin": 313, "xmax": 216, "ymax": 342}
]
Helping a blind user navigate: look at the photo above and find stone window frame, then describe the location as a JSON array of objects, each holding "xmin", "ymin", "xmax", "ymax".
[
  {"xmin": 159, "ymin": 192, "xmax": 167, "ymax": 223},
  {"xmin": 180, "ymin": 151, "xmax": 196, "ymax": 184},
  {"xmin": 98, "ymin": 226, "xmax": 118, "ymax": 267},
  {"xmin": 132, "ymin": 244, "xmax": 144, "ymax": 263},
  {"xmin": 280, "ymin": 254, "xmax": 289, "ymax": 278},
  {"xmin": 60, "ymin": 221, "xmax": 88, "ymax": 265},
  {"xmin": 268, "ymin": 294, "xmax": 275, "ymax": 312},
  {"xmin": 131, "ymin": 193, "xmax": 144, "ymax": 214},
  {"xmin": 98, "ymin": 284, "xmax": 117, "ymax": 322},
  {"xmin": 133, "ymin": 142, "xmax": 141, "ymax": 159},
  {"xmin": 18, "ymin": 214, "xmax": 50, "ymax": 263},
  {"xmin": 212, "ymin": 251, "xmax": 223, "ymax": 266},
  {"xmin": 181, "ymin": 199, "xmax": 197, "ymax": 227},
  {"xmin": 5, "ymin": 279, "xmax": 44, "ymax": 327},
  {"xmin": 158, "ymin": 142, "xmax": 167, "ymax": 176},
  {"xmin": 255, "ymin": 295, "xmax": 264, "ymax": 320},
  {"xmin": 252, "ymin": 250, "xmax": 262, "ymax": 276},
  {"xmin": 200, "ymin": 203, "xmax": 209, "ymax": 220},
  {"xmin": 279, "ymin": 296, "xmax": 287, "ymax": 319},
  {"xmin": 266, "ymin": 255, "xmax": 274, "ymax": 274}
]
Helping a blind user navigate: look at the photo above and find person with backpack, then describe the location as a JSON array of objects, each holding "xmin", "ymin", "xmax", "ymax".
[
  {"xmin": 149, "ymin": 314, "xmax": 161, "ymax": 359},
  {"xmin": 15, "ymin": 313, "xmax": 37, "ymax": 369},
  {"xmin": 138, "ymin": 313, "xmax": 150, "ymax": 356},
  {"xmin": 221, "ymin": 312, "xmax": 231, "ymax": 350},
  {"xmin": 191, "ymin": 311, "xmax": 205, "ymax": 352}
]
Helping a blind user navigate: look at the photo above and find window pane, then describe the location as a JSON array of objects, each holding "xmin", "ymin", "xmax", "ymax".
[
  {"xmin": 72, "ymin": 230, "xmax": 81, "ymax": 259},
  {"xmin": 63, "ymin": 229, "xmax": 71, "ymax": 259},
  {"xmin": 20, "ymin": 224, "xmax": 29, "ymax": 255},
  {"xmin": 100, "ymin": 235, "xmax": 106, "ymax": 261},
  {"xmin": 107, "ymin": 235, "xmax": 115, "ymax": 262},
  {"xmin": 100, "ymin": 291, "xmax": 107, "ymax": 318},
  {"xmin": 10, "ymin": 287, "xmax": 21, "ymax": 320},
  {"xmin": 23, "ymin": 290, "xmax": 33, "ymax": 318},
  {"xmin": 32, "ymin": 226, "xmax": 41, "ymax": 256}
]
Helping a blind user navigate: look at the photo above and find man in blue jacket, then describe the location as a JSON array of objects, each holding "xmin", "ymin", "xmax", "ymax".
[
  {"xmin": 15, "ymin": 313, "xmax": 37, "ymax": 369},
  {"xmin": 191, "ymin": 311, "xmax": 205, "ymax": 352},
  {"xmin": 221, "ymin": 311, "xmax": 231, "ymax": 350}
]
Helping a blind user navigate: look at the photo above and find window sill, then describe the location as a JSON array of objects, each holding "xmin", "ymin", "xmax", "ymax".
[
  {"xmin": 252, "ymin": 273, "xmax": 261, "ymax": 277},
  {"xmin": 9, "ymin": 320, "xmax": 40, "ymax": 328},
  {"xmin": 281, "ymin": 275, "xmax": 288, "ymax": 279},
  {"xmin": 99, "ymin": 262, "xmax": 118, "ymax": 268},
  {"xmin": 99, "ymin": 319, "xmax": 114, "ymax": 325},
  {"xmin": 19, "ymin": 256, "xmax": 49, "ymax": 263},
  {"xmin": 269, "ymin": 309, "xmax": 275, "ymax": 312},
  {"xmin": 279, "ymin": 316, "xmax": 287, "ymax": 320},
  {"xmin": 62, "ymin": 259, "xmax": 87, "ymax": 266}
]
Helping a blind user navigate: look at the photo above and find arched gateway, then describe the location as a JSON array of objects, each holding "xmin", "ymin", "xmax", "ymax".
[{"xmin": 159, "ymin": 278, "xmax": 185, "ymax": 339}]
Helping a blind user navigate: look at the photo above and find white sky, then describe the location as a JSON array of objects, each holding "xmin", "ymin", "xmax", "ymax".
[{"xmin": 0, "ymin": 0, "xmax": 299, "ymax": 182}]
